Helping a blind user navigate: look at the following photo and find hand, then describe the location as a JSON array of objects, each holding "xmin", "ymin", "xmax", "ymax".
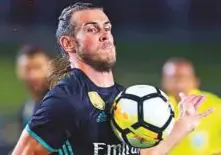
[
  {"xmin": 175, "ymin": 93, "xmax": 213, "ymax": 136},
  {"xmin": 140, "ymin": 93, "xmax": 213, "ymax": 155}
]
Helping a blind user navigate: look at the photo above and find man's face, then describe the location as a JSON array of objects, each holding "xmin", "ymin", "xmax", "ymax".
[
  {"xmin": 17, "ymin": 53, "xmax": 50, "ymax": 94},
  {"xmin": 72, "ymin": 9, "xmax": 116, "ymax": 71},
  {"xmin": 162, "ymin": 62, "xmax": 198, "ymax": 97}
]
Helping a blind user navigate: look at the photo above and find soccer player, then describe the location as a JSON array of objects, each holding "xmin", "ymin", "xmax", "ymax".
[
  {"xmin": 16, "ymin": 45, "xmax": 53, "ymax": 129},
  {"xmin": 12, "ymin": 3, "xmax": 213, "ymax": 155},
  {"xmin": 162, "ymin": 57, "xmax": 221, "ymax": 155}
]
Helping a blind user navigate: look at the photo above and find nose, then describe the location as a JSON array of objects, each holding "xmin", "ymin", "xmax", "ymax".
[
  {"xmin": 27, "ymin": 69, "xmax": 43, "ymax": 82},
  {"xmin": 99, "ymin": 31, "xmax": 108, "ymax": 42},
  {"xmin": 27, "ymin": 72, "xmax": 39, "ymax": 83}
]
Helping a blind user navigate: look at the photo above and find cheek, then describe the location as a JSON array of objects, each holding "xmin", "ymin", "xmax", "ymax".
[
  {"xmin": 81, "ymin": 35, "xmax": 98, "ymax": 51},
  {"xmin": 109, "ymin": 34, "xmax": 114, "ymax": 43},
  {"xmin": 165, "ymin": 78, "xmax": 177, "ymax": 90},
  {"xmin": 31, "ymin": 66, "xmax": 48, "ymax": 80}
]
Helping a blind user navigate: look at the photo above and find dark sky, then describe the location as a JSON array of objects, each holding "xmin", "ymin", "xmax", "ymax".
[{"xmin": 1, "ymin": 0, "xmax": 221, "ymax": 29}]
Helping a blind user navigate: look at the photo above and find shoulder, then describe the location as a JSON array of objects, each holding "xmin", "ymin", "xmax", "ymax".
[
  {"xmin": 200, "ymin": 90, "xmax": 221, "ymax": 104},
  {"xmin": 200, "ymin": 90, "xmax": 221, "ymax": 118},
  {"xmin": 189, "ymin": 89, "xmax": 221, "ymax": 105},
  {"xmin": 39, "ymin": 81, "xmax": 79, "ymax": 119},
  {"xmin": 201, "ymin": 90, "xmax": 220, "ymax": 99},
  {"xmin": 47, "ymin": 69, "xmax": 85, "ymax": 98},
  {"xmin": 115, "ymin": 83, "xmax": 125, "ymax": 92},
  {"xmin": 52, "ymin": 69, "xmax": 87, "ymax": 96},
  {"xmin": 40, "ymin": 69, "xmax": 88, "ymax": 111}
]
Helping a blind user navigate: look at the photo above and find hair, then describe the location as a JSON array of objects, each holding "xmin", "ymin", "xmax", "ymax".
[
  {"xmin": 49, "ymin": 2, "xmax": 102, "ymax": 88},
  {"xmin": 16, "ymin": 45, "xmax": 52, "ymax": 60}
]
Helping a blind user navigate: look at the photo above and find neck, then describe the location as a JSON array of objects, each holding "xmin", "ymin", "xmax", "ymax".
[
  {"xmin": 72, "ymin": 58, "xmax": 114, "ymax": 88},
  {"xmin": 29, "ymin": 88, "xmax": 48, "ymax": 102},
  {"xmin": 30, "ymin": 92, "xmax": 43, "ymax": 102}
]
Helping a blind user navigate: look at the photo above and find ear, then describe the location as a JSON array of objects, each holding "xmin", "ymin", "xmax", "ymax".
[
  {"xmin": 16, "ymin": 65, "xmax": 23, "ymax": 80},
  {"xmin": 16, "ymin": 57, "xmax": 24, "ymax": 80},
  {"xmin": 59, "ymin": 36, "xmax": 77, "ymax": 54}
]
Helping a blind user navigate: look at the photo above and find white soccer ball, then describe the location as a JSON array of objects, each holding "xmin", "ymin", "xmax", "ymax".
[{"xmin": 111, "ymin": 85, "xmax": 175, "ymax": 148}]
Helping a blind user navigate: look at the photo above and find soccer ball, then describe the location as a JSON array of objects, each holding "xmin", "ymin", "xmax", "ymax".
[{"xmin": 111, "ymin": 85, "xmax": 175, "ymax": 148}]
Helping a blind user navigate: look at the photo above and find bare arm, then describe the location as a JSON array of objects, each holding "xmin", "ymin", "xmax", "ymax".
[
  {"xmin": 12, "ymin": 129, "xmax": 50, "ymax": 155},
  {"xmin": 12, "ymin": 86, "xmax": 73, "ymax": 155}
]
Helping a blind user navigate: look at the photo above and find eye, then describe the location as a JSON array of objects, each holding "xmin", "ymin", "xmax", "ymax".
[
  {"xmin": 87, "ymin": 27, "xmax": 97, "ymax": 33},
  {"xmin": 104, "ymin": 27, "xmax": 111, "ymax": 32}
]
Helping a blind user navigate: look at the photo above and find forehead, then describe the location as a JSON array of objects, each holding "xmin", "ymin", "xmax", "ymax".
[
  {"xmin": 163, "ymin": 62, "xmax": 194, "ymax": 77},
  {"xmin": 17, "ymin": 53, "xmax": 49, "ymax": 66},
  {"xmin": 71, "ymin": 9, "xmax": 110, "ymax": 26}
]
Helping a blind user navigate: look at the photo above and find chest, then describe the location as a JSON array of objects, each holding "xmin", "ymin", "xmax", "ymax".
[
  {"xmin": 67, "ymin": 88, "xmax": 140, "ymax": 155},
  {"xmin": 74, "ymin": 91, "xmax": 119, "ymax": 143}
]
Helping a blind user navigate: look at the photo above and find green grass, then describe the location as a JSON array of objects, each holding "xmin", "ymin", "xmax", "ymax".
[
  {"xmin": 1, "ymin": 42, "xmax": 221, "ymax": 114},
  {"xmin": 0, "ymin": 58, "xmax": 28, "ymax": 113}
]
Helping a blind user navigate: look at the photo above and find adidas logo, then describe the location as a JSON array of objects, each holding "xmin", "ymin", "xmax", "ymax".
[{"xmin": 96, "ymin": 112, "xmax": 108, "ymax": 123}]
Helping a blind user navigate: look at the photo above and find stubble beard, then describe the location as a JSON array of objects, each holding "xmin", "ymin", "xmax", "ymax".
[{"xmin": 77, "ymin": 47, "xmax": 116, "ymax": 72}]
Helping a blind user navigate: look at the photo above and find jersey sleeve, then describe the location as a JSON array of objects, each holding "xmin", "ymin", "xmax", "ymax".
[{"xmin": 26, "ymin": 85, "xmax": 74, "ymax": 152}]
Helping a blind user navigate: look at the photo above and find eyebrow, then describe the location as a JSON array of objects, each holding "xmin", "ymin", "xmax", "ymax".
[
  {"xmin": 84, "ymin": 21, "xmax": 111, "ymax": 26},
  {"xmin": 104, "ymin": 21, "xmax": 111, "ymax": 25}
]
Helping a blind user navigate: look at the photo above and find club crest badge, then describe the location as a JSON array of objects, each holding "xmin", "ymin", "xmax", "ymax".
[
  {"xmin": 190, "ymin": 131, "xmax": 208, "ymax": 150},
  {"xmin": 88, "ymin": 92, "xmax": 105, "ymax": 110}
]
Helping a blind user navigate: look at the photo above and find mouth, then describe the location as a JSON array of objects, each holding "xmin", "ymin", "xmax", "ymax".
[{"xmin": 102, "ymin": 42, "xmax": 113, "ymax": 49}]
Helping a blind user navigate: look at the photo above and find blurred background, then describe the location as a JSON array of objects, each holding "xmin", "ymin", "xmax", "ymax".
[{"xmin": 1, "ymin": 0, "xmax": 221, "ymax": 154}]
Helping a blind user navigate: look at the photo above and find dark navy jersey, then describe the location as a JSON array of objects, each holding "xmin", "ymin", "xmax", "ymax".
[{"xmin": 27, "ymin": 68, "xmax": 140, "ymax": 155}]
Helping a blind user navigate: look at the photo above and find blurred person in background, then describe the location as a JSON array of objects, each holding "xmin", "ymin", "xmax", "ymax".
[
  {"xmin": 16, "ymin": 45, "xmax": 53, "ymax": 130},
  {"xmin": 161, "ymin": 57, "xmax": 221, "ymax": 155},
  {"xmin": 12, "ymin": 2, "xmax": 212, "ymax": 155}
]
